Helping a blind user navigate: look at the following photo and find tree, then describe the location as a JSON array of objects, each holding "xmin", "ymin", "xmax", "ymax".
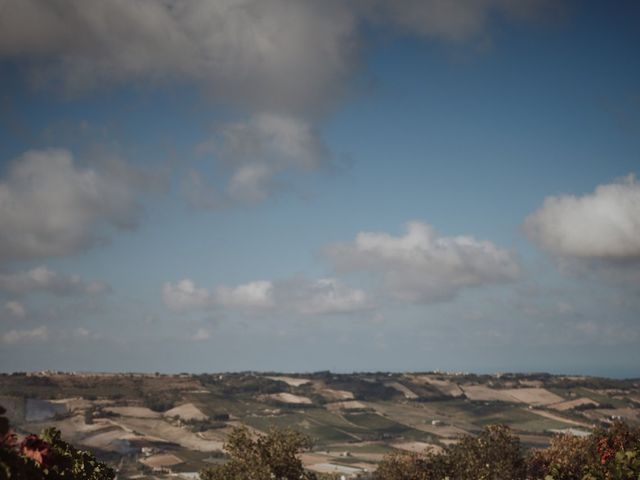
[
  {"xmin": 376, "ymin": 425, "xmax": 526, "ymax": 480},
  {"xmin": 527, "ymin": 433, "xmax": 592, "ymax": 479},
  {"xmin": 200, "ymin": 425, "xmax": 317, "ymax": 480},
  {"xmin": 447, "ymin": 424, "xmax": 526, "ymax": 480},
  {"xmin": 528, "ymin": 421, "xmax": 640, "ymax": 480},
  {"xmin": 0, "ymin": 405, "xmax": 114, "ymax": 480},
  {"xmin": 374, "ymin": 450, "xmax": 449, "ymax": 480},
  {"xmin": 375, "ymin": 422, "xmax": 640, "ymax": 480},
  {"xmin": 583, "ymin": 421, "xmax": 640, "ymax": 480}
]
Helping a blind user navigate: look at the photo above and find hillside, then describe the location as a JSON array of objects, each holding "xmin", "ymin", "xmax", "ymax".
[{"xmin": 1, "ymin": 371, "xmax": 638, "ymax": 479}]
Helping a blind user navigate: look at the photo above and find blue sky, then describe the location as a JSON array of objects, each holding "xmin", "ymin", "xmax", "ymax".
[{"xmin": 0, "ymin": 0, "xmax": 639, "ymax": 376}]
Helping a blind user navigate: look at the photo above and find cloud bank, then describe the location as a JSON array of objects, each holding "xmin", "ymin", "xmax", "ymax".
[
  {"xmin": 2, "ymin": 326, "xmax": 49, "ymax": 345},
  {"xmin": 525, "ymin": 174, "xmax": 640, "ymax": 260},
  {"xmin": 216, "ymin": 281, "xmax": 275, "ymax": 309},
  {"xmin": 0, "ymin": 0, "xmax": 357, "ymax": 114},
  {"xmin": 273, "ymin": 277, "xmax": 371, "ymax": 316},
  {"xmin": 0, "ymin": 149, "xmax": 159, "ymax": 263},
  {"xmin": 0, "ymin": 0, "xmax": 556, "ymax": 106},
  {"xmin": 162, "ymin": 279, "xmax": 211, "ymax": 312},
  {"xmin": 0, "ymin": 0, "xmax": 559, "ymax": 212},
  {"xmin": 326, "ymin": 221, "xmax": 520, "ymax": 302},
  {"xmin": 184, "ymin": 113, "xmax": 330, "ymax": 208},
  {"xmin": 163, "ymin": 277, "xmax": 370, "ymax": 316}
]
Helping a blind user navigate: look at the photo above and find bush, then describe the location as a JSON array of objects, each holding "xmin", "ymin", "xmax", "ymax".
[
  {"xmin": 374, "ymin": 451, "xmax": 449, "ymax": 480},
  {"xmin": 527, "ymin": 433, "xmax": 592, "ymax": 479},
  {"xmin": 143, "ymin": 394, "xmax": 176, "ymax": 412},
  {"xmin": 528, "ymin": 421, "xmax": 640, "ymax": 480},
  {"xmin": 0, "ymin": 405, "xmax": 115, "ymax": 480},
  {"xmin": 375, "ymin": 422, "xmax": 640, "ymax": 480},
  {"xmin": 200, "ymin": 425, "xmax": 317, "ymax": 480},
  {"xmin": 448, "ymin": 424, "xmax": 526, "ymax": 480}
]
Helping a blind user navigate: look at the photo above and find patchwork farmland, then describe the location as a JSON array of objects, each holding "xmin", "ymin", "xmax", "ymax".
[{"xmin": 1, "ymin": 371, "xmax": 638, "ymax": 479}]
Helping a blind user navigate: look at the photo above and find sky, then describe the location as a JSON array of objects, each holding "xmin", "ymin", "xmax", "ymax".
[{"xmin": 0, "ymin": 0, "xmax": 639, "ymax": 377}]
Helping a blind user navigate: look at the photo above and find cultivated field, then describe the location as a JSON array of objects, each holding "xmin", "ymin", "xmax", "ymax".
[
  {"xmin": 263, "ymin": 392, "xmax": 313, "ymax": 405},
  {"xmin": 1, "ymin": 371, "xmax": 638, "ymax": 479},
  {"xmin": 502, "ymin": 388, "xmax": 564, "ymax": 406}
]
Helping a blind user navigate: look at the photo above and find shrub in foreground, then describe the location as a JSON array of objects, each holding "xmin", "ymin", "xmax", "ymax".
[
  {"xmin": 0, "ymin": 406, "xmax": 114, "ymax": 480},
  {"xmin": 376, "ymin": 425, "xmax": 525, "ymax": 480},
  {"xmin": 200, "ymin": 425, "xmax": 317, "ymax": 480},
  {"xmin": 528, "ymin": 421, "xmax": 640, "ymax": 480},
  {"xmin": 375, "ymin": 422, "xmax": 640, "ymax": 480}
]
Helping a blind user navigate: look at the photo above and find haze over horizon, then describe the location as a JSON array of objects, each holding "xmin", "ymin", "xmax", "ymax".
[{"xmin": 0, "ymin": 0, "xmax": 639, "ymax": 377}]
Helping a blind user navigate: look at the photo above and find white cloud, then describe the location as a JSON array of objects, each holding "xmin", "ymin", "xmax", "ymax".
[
  {"xmin": 2, "ymin": 326, "xmax": 49, "ymax": 344},
  {"xmin": 525, "ymin": 174, "xmax": 640, "ymax": 259},
  {"xmin": 0, "ymin": 1, "xmax": 556, "ymax": 213},
  {"xmin": 227, "ymin": 164, "xmax": 275, "ymax": 204},
  {"xmin": 189, "ymin": 328, "xmax": 212, "ymax": 341},
  {"xmin": 217, "ymin": 113, "xmax": 328, "ymax": 172},
  {"xmin": 274, "ymin": 277, "xmax": 371, "ymax": 315},
  {"xmin": 0, "ymin": 149, "xmax": 154, "ymax": 263},
  {"xmin": 0, "ymin": 0, "xmax": 556, "ymax": 110},
  {"xmin": 4, "ymin": 301, "xmax": 26, "ymax": 318},
  {"xmin": 326, "ymin": 221, "xmax": 520, "ymax": 303},
  {"xmin": 163, "ymin": 277, "xmax": 370, "ymax": 315},
  {"xmin": 0, "ymin": 266, "xmax": 109, "ymax": 296},
  {"xmin": 0, "ymin": 0, "xmax": 357, "ymax": 114},
  {"xmin": 216, "ymin": 281, "xmax": 275, "ymax": 309},
  {"xmin": 162, "ymin": 279, "xmax": 212, "ymax": 312},
  {"xmin": 185, "ymin": 113, "xmax": 330, "ymax": 208}
]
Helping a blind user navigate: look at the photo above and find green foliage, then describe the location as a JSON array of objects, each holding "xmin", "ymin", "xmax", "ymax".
[
  {"xmin": 527, "ymin": 432, "xmax": 592, "ymax": 479},
  {"xmin": 374, "ymin": 451, "xmax": 449, "ymax": 480},
  {"xmin": 528, "ymin": 421, "xmax": 640, "ymax": 480},
  {"xmin": 582, "ymin": 421, "xmax": 640, "ymax": 480},
  {"xmin": 447, "ymin": 424, "xmax": 526, "ymax": 480},
  {"xmin": 200, "ymin": 425, "xmax": 317, "ymax": 480},
  {"xmin": 375, "ymin": 425, "xmax": 525, "ymax": 480},
  {"xmin": 323, "ymin": 376, "xmax": 398, "ymax": 401},
  {"xmin": 143, "ymin": 391, "xmax": 179, "ymax": 412},
  {"xmin": 376, "ymin": 422, "xmax": 640, "ymax": 480},
  {"xmin": 180, "ymin": 417, "xmax": 227, "ymax": 432},
  {"xmin": 201, "ymin": 374, "xmax": 286, "ymax": 396},
  {"xmin": 0, "ymin": 405, "xmax": 114, "ymax": 480},
  {"xmin": 548, "ymin": 377, "xmax": 637, "ymax": 391}
]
